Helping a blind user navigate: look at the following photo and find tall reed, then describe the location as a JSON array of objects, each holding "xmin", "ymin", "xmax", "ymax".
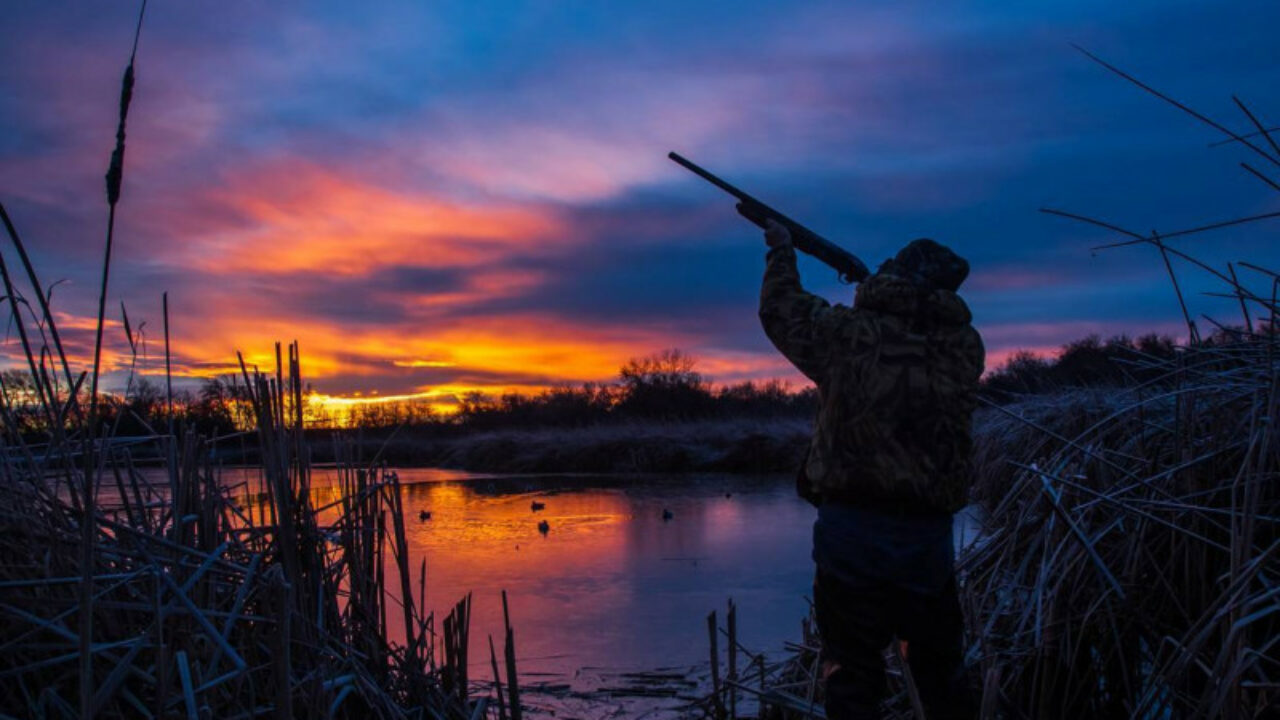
[
  {"xmin": 0, "ymin": 334, "xmax": 495, "ymax": 717},
  {"xmin": 0, "ymin": 4, "xmax": 504, "ymax": 714}
]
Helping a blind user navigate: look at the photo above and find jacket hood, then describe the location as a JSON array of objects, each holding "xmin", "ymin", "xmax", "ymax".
[{"xmin": 855, "ymin": 272, "xmax": 972, "ymax": 327}]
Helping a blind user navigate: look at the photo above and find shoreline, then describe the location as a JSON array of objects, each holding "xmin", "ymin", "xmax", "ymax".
[{"xmin": 309, "ymin": 416, "xmax": 815, "ymax": 475}]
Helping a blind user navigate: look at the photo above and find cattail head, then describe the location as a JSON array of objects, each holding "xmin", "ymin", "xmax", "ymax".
[{"xmin": 104, "ymin": 64, "xmax": 134, "ymax": 206}]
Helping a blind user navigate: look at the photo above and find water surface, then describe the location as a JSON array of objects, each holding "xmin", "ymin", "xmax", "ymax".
[
  {"xmin": 125, "ymin": 465, "xmax": 975, "ymax": 684},
  {"xmin": 384, "ymin": 470, "xmax": 815, "ymax": 677}
]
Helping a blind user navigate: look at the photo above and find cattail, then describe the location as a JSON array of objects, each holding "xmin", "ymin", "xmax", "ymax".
[{"xmin": 104, "ymin": 63, "xmax": 134, "ymax": 206}]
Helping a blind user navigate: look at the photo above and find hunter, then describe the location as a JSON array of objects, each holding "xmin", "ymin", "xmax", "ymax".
[{"xmin": 758, "ymin": 219, "xmax": 984, "ymax": 720}]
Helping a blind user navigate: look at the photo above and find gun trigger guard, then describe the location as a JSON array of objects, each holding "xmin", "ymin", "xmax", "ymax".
[{"xmin": 838, "ymin": 272, "xmax": 856, "ymax": 285}]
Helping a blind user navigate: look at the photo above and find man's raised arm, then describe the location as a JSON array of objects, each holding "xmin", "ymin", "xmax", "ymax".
[{"xmin": 758, "ymin": 220, "xmax": 836, "ymax": 383}]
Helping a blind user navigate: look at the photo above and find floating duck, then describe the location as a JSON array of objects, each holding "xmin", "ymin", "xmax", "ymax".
[
  {"xmin": 419, "ymin": 510, "xmax": 432, "ymax": 521},
  {"xmin": 531, "ymin": 501, "xmax": 546, "ymax": 512},
  {"xmin": 662, "ymin": 509, "xmax": 674, "ymax": 521},
  {"xmin": 537, "ymin": 520, "xmax": 550, "ymax": 535}
]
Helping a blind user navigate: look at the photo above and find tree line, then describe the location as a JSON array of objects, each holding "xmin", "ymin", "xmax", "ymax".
[
  {"xmin": 3, "ymin": 332, "xmax": 1238, "ymax": 437},
  {"xmin": 0, "ymin": 349, "xmax": 815, "ymax": 437}
]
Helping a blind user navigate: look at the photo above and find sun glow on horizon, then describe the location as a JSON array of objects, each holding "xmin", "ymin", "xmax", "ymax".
[{"xmin": 307, "ymin": 389, "xmax": 462, "ymax": 420}]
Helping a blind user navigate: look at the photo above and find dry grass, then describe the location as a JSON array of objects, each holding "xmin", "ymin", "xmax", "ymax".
[
  {"xmin": 702, "ymin": 338, "xmax": 1279, "ymax": 719},
  {"xmin": 962, "ymin": 337, "xmax": 1280, "ymax": 718},
  {"xmin": 0, "ymin": 338, "xmax": 510, "ymax": 718},
  {"xmin": 956, "ymin": 54, "xmax": 1280, "ymax": 716}
]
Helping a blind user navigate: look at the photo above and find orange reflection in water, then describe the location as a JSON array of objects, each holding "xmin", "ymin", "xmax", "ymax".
[
  {"xmin": 391, "ymin": 472, "xmax": 815, "ymax": 678},
  {"xmin": 400, "ymin": 481, "xmax": 639, "ymax": 668},
  {"xmin": 303, "ymin": 468, "xmax": 808, "ymax": 676},
  {"xmin": 212, "ymin": 468, "xmax": 815, "ymax": 678}
]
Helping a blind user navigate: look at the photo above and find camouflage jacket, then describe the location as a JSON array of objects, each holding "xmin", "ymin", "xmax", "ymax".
[{"xmin": 759, "ymin": 245, "xmax": 985, "ymax": 513}]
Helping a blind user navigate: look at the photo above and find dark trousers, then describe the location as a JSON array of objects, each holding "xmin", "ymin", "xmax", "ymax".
[{"xmin": 814, "ymin": 567, "xmax": 975, "ymax": 720}]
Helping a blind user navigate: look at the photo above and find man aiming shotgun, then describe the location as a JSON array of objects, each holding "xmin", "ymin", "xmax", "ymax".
[{"xmin": 672, "ymin": 153, "xmax": 985, "ymax": 719}]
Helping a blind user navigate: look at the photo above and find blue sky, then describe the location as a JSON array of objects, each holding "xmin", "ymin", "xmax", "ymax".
[{"xmin": 1, "ymin": 1, "xmax": 1278, "ymax": 404}]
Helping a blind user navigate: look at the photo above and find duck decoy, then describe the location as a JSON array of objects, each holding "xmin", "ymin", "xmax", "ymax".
[
  {"xmin": 662, "ymin": 508, "xmax": 674, "ymax": 521},
  {"xmin": 537, "ymin": 520, "xmax": 550, "ymax": 535},
  {"xmin": 419, "ymin": 510, "xmax": 431, "ymax": 521},
  {"xmin": 531, "ymin": 501, "xmax": 545, "ymax": 512}
]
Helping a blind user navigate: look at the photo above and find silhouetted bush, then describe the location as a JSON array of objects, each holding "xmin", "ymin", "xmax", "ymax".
[
  {"xmin": 982, "ymin": 333, "xmax": 1180, "ymax": 400},
  {"xmin": 616, "ymin": 348, "xmax": 713, "ymax": 419}
]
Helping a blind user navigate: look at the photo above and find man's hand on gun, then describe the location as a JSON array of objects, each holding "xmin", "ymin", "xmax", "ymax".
[{"xmin": 763, "ymin": 218, "xmax": 793, "ymax": 250}]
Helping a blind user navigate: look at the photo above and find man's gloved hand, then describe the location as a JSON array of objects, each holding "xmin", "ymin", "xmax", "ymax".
[{"xmin": 764, "ymin": 218, "xmax": 793, "ymax": 249}]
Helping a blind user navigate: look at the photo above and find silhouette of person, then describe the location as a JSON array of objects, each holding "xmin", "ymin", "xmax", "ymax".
[{"xmin": 758, "ymin": 219, "xmax": 984, "ymax": 719}]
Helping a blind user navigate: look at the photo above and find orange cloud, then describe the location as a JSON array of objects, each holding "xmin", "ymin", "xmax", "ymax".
[
  {"xmin": 365, "ymin": 313, "xmax": 692, "ymax": 386},
  {"xmin": 392, "ymin": 359, "xmax": 455, "ymax": 368},
  {"xmin": 179, "ymin": 160, "xmax": 564, "ymax": 277}
]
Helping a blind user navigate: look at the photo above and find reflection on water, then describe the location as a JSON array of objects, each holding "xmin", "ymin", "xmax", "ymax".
[
  {"xmin": 128, "ymin": 466, "xmax": 975, "ymax": 682},
  {"xmin": 131, "ymin": 466, "xmax": 815, "ymax": 676},
  {"xmin": 388, "ymin": 471, "xmax": 814, "ymax": 677}
]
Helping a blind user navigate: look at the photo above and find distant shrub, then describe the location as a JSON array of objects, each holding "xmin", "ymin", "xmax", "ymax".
[
  {"xmin": 616, "ymin": 348, "xmax": 713, "ymax": 419},
  {"xmin": 982, "ymin": 333, "xmax": 1180, "ymax": 400}
]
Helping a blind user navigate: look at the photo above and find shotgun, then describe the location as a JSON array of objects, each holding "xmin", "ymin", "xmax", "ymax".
[{"xmin": 668, "ymin": 151, "xmax": 870, "ymax": 283}]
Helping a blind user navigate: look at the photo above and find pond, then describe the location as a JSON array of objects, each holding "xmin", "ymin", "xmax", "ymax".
[
  {"xmin": 125, "ymin": 465, "xmax": 977, "ymax": 713},
  {"xmin": 377, "ymin": 470, "xmax": 815, "ymax": 679},
  {"xmin": 120, "ymin": 467, "xmax": 817, "ymax": 679}
]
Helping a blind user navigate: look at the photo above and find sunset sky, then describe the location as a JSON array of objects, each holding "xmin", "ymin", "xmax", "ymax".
[{"xmin": 2, "ymin": 1, "xmax": 1279, "ymax": 409}]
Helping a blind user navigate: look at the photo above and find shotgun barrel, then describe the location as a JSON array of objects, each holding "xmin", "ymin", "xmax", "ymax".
[{"xmin": 668, "ymin": 151, "xmax": 870, "ymax": 283}]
